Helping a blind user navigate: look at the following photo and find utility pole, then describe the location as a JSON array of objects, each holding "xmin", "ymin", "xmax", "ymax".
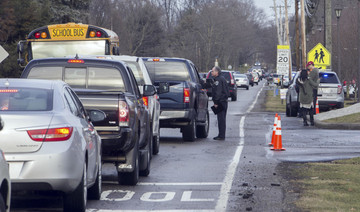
[
  {"xmin": 358, "ymin": 0, "xmax": 360, "ymax": 102},
  {"xmin": 272, "ymin": 0, "xmax": 282, "ymax": 45},
  {"xmin": 285, "ymin": 0, "xmax": 292, "ymax": 80},
  {"xmin": 279, "ymin": 6, "xmax": 284, "ymax": 44},
  {"xmin": 295, "ymin": 0, "xmax": 300, "ymax": 70},
  {"xmin": 325, "ymin": 0, "xmax": 332, "ymax": 66},
  {"xmin": 301, "ymin": 0, "xmax": 306, "ymax": 68}
]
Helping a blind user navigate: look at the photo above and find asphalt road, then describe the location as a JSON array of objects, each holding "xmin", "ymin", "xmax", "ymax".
[{"xmin": 11, "ymin": 80, "xmax": 360, "ymax": 211}]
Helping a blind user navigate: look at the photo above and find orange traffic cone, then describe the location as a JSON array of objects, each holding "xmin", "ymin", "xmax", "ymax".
[
  {"xmin": 271, "ymin": 116, "xmax": 285, "ymax": 151},
  {"xmin": 268, "ymin": 113, "xmax": 278, "ymax": 146},
  {"xmin": 315, "ymin": 98, "xmax": 320, "ymax": 114}
]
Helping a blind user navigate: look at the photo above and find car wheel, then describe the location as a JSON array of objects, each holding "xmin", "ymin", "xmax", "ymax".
[
  {"xmin": 152, "ymin": 126, "xmax": 160, "ymax": 155},
  {"xmin": 63, "ymin": 162, "xmax": 87, "ymax": 212},
  {"xmin": 0, "ymin": 193, "xmax": 6, "ymax": 212},
  {"xmin": 246, "ymin": 86, "xmax": 249, "ymax": 90},
  {"xmin": 196, "ymin": 111, "xmax": 209, "ymax": 138},
  {"xmin": 118, "ymin": 143, "xmax": 139, "ymax": 186},
  {"xmin": 88, "ymin": 160, "xmax": 102, "ymax": 200},
  {"xmin": 256, "ymin": 82, "xmax": 258, "ymax": 85},
  {"xmin": 140, "ymin": 128, "xmax": 151, "ymax": 177},
  {"xmin": 182, "ymin": 118, "xmax": 196, "ymax": 142},
  {"xmin": 286, "ymin": 102, "xmax": 290, "ymax": 117},
  {"xmin": 290, "ymin": 103, "xmax": 298, "ymax": 117},
  {"xmin": 231, "ymin": 93, "xmax": 237, "ymax": 101}
]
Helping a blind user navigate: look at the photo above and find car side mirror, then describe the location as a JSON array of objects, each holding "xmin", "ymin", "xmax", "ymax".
[
  {"xmin": 88, "ymin": 109, "xmax": 106, "ymax": 123},
  {"xmin": 157, "ymin": 82, "xmax": 170, "ymax": 94},
  {"xmin": 143, "ymin": 84, "xmax": 157, "ymax": 96},
  {"xmin": 17, "ymin": 41, "xmax": 24, "ymax": 53}
]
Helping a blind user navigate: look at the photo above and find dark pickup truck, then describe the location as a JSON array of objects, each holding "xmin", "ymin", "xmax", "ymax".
[
  {"xmin": 21, "ymin": 57, "xmax": 166, "ymax": 185},
  {"xmin": 143, "ymin": 58, "xmax": 209, "ymax": 141}
]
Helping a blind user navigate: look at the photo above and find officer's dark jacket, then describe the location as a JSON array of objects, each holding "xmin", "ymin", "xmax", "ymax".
[{"xmin": 212, "ymin": 75, "xmax": 229, "ymax": 104}]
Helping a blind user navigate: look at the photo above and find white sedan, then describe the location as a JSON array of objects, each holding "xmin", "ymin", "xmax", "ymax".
[
  {"xmin": 234, "ymin": 74, "xmax": 249, "ymax": 90},
  {"xmin": 0, "ymin": 79, "xmax": 104, "ymax": 212}
]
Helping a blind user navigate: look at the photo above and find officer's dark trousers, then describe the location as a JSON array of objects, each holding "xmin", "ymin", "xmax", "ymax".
[{"xmin": 217, "ymin": 101, "xmax": 228, "ymax": 138}]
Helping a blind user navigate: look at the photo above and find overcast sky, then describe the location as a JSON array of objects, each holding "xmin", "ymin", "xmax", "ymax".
[{"xmin": 253, "ymin": 0, "xmax": 295, "ymax": 22}]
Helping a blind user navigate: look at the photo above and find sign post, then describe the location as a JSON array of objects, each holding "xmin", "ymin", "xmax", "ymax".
[
  {"xmin": 307, "ymin": 43, "xmax": 331, "ymax": 69},
  {"xmin": 276, "ymin": 45, "xmax": 290, "ymax": 76},
  {"xmin": 0, "ymin": 46, "xmax": 9, "ymax": 64}
]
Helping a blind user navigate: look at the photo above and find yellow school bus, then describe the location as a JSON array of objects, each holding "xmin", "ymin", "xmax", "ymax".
[{"xmin": 17, "ymin": 22, "xmax": 120, "ymax": 66}]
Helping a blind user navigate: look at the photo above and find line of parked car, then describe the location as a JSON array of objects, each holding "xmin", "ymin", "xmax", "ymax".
[{"xmin": 0, "ymin": 55, "xmax": 219, "ymax": 211}]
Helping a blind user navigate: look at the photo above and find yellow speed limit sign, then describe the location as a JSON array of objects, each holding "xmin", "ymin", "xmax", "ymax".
[{"xmin": 307, "ymin": 43, "xmax": 331, "ymax": 69}]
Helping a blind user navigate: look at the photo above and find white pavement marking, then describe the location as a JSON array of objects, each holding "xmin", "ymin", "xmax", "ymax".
[
  {"xmin": 215, "ymin": 83, "xmax": 264, "ymax": 211},
  {"xmin": 87, "ymin": 210, "xmax": 214, "ymax": 212},
  {"xmin": 138, "ymin": 182, "xmax": 223, "ymax": 186},
  {"xmin": 103, "ymin": 182, "xmax": 223, "ymax": 186},
  {"xmin": 246, "ymin": 83, "xmax": 265, "ymax": 113}
]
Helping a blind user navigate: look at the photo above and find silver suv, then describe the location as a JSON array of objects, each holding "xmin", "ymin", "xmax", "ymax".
[
  {"xmin": 317, "ymin": 71, "xmax": 344, "ymax": 110},
  {"xmin": 286, "ymin": 70, "xmax": 344, "ymax": 117}
]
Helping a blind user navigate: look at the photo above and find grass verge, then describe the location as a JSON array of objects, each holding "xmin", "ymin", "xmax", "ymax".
[
  {"xmin": 282, "ymin": 157, "xmax": 360, "ymax": 211},
  {"xmin": 324, "ymin": 112, "xmax": 360, "ymax": 124},
  {"xmin": 265, "ymin": 89, "xmax": 286, "ymax": 113}
]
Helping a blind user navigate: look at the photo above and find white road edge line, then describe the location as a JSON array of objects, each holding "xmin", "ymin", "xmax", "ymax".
[{"xmin": 215, "ymin": 83, "xmax": 264, "ymax": 211}]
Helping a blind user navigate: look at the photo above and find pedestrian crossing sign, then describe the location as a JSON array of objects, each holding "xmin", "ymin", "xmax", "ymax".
[{"xmin": 307, "ymin": 43, "xmax": 331, "ymax": 68}]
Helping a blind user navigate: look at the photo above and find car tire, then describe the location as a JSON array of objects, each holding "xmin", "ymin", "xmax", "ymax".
[
  {"xmin": 118, "ymin": 143, "xmax": 139, "ymax": 186},
  {"xmin": 290, "ymin": 104, "xmax": 298, "ymax": 117},
  {"xmin": 182, "ymin": 118, "xmax": 196, "ymax": 142},
  {"xmin": 196, "ymin": 111, "xmax": 209, "ymax": 138},
  {"xmin": 63, "ymin": 163, "xmax": 87, "ymax": 212},
  {"xmin": 0, "ymin": 193, "xmax": 6, "ymax": 212},
  {"xmin": 231, "ymin": 93, "xmax": 237, "ymax": 101},
  {"xmin": 286, "ymin": 103, "xmax": 290, "ymax": 117},
  {"xmin": 152, "ymin": 126, "xmax": 160, "ymax": 155},
  {"xmin": 246, "ymin": 86, "xmax": 249, "ymax": 90},
  {"xmin": 88, "ymin": 160, "xmax": 102, "ymax": 200},
  {"xmin": 140, "ymin": 128, "xmax": 151, "ymax": 177}
]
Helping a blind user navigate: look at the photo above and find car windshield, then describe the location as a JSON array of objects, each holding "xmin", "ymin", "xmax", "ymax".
[
  {"xmin": 0, "ymin": 87, "xmax": 53, "ymax": 111},
  {"xmin": 145, "ymin": 61, "xmax": 190, "ymax": 82},
  {"xmin": 320, "ymin": 73, "xmax": 339, "ymax": 84},
  {"xmin": 28, "ymin": 66, "xmax": 126, "ymax": 91}
]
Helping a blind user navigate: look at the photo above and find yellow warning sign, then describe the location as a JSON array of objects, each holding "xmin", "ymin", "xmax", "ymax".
[{"xmin": 307, "ymin": 43, "xmax": 331, "ymax": 68}]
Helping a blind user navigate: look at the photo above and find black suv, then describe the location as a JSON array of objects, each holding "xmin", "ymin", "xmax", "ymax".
[
  {"xmin": 21, "ymin": 57, "xmax": 168, "ymax": 185},
  {"xmin": 143, "ymin": 57, "xmax": 209, "ymax": 142},
  {"xmin": 206, "ymin": 70, "xmax": 237, "ymax": 101}
]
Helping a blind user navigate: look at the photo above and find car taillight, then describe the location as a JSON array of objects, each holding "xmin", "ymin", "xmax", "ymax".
[
  {"xmin": 230, "ymin": 74, "xmax": 234, "ymax": 85},
  {"xmin": 184, "ymin": 88, "xmax": 190, "ymax": 103},
  {"xmin": 27, "ymin": 127, "xmax": 73, "ymax": 142},
  {"xmin": 119, "ymin": 101, "xmax": 129, "ymax": 127},
  {"xmin": 337, "ymin": 85, "xmax": 342, "ymax": 94},
  {"xmin": 142, "ymin": 96, "xmax": 149, "ymax": 108}
]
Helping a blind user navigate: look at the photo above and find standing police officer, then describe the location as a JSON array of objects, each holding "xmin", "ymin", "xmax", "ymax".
[{"xmin": 211, "ymin": 66, "xmax": 229, "ymax": 140}]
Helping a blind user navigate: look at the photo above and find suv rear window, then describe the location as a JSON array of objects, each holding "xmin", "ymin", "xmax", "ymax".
[
  {"xmin": 0, "ymin": 88, "xmax": 53, "ymax": 111},
  {"xmin": 320, "ymin": 73, "xmax": 339, "ymax": 84},
  {"xmin": 207, "ymin": 72, "xmax": 231, "ymax": 81},
  {"xmin": 27, "ymin": 66, "xmax": 125, "ymax": 91},
  {"xmin": 145, "ymin": 61, "xmax": 190, "ymax": 82}
]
